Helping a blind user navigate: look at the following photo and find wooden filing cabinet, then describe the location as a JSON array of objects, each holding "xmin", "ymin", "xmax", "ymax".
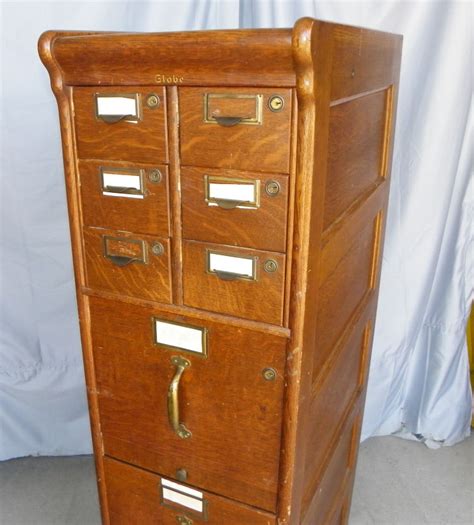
[{"xmin": 39, "ymin": 18, "xmax": 402, "ymax": 525}]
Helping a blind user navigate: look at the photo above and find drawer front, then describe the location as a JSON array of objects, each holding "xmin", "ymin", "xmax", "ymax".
[
  {"xmin": 80, "ymin": 160, "xmax": 170, "ymax": 236},
  {"xmin": 181, "ymin": 167, "xmax": 288, "ymax": 252},
  {"xmin": 182, "ymin": 241, "xmax": 285, "ymax": 325},
  {"xmin": 90, "ymin": 297, "xmax": 286, "ymax": 511},
  {"xmin": 179, "ymin": 87, "xmax": 292, "ymax": 173},
  {"xmin": 104, "ymin": 457, "xmax": 276, "ymax": 525},
  {"xmin": 73, "ymin": 87, "xmax": 168, "ymax": 163},
  {"xmin": 84, "ymin": 228, "xmax": 171, "ymax": 303}
]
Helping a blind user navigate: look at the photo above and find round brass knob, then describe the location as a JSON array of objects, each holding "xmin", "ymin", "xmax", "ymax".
[
  {"xmin": 265, "ymin": 180, "xmax": 281, "ymax": 196},
  {"xmin": 176, "ymin": 468, "xmax": 188, "ymax": 482},
  {"xmin": 268, "ymin": 95, "xmax": 284, "ymax": 112},
  {"xmin": 148, "ymin": 169, "xmax": 162, "ymax": 183},
  {"xmin": 264, "ymin": 259, "xmax": 278, "ymax": 273},
  {"xmin": 262, "ymin": 368, "xmax": 277, "ymax": 381},
  {"xmin": 146, "ymin": 93, "xmax": 160, "ymax": 108},
  {"xmin": 151, "ymin": 242, "xmax": 164, "ymax": 256}
]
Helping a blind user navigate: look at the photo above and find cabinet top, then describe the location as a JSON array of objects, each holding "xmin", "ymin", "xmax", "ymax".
[{"xmin": 39, "ymin": 17, "xmax": 402, "ymax": 89}]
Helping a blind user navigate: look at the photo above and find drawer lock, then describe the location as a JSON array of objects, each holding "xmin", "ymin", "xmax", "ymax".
[{"xmin": 262, "ymin": 368, "xmax": 277, "ymax": 381}]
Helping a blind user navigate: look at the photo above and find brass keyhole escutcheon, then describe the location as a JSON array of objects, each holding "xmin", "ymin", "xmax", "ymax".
[
  {"xmin": 176, "ymin": 468, "xmax": 188, "ymax": 482},
  {"xmin": 151, "ymin": 242, "xmax": 164, "ymax": 256},
  {"xmin": 146, "ymin": 93, "xmax": 160, "ymax": 108},
  {"xmin": 262, "ymin": 368, "xmax": 277, "ymax": 381},
  {"xmin": 268, "ymin": 95, "xmax": 284, "ymax": 112},
  {"xmin": 265, "ymin": 180, "xmax": 280, "ymax": 196},
  {"xmin": 264, "ymin": 259, "xmax": 278, "ymax": 273},
  {"xmin": 148, "ymin": 169, "xmax": 162, "ymax": 183}
]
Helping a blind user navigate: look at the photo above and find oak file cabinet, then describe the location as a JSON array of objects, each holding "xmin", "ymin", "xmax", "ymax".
[{"xmin": 39, "ymin": 17, "xmax": 402, "ymax": 525}]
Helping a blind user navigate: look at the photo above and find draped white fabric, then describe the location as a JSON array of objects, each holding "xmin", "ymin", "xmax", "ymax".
[{"xmin": 0, "ymin": 0, "xmax": 471, "ymax": 460}]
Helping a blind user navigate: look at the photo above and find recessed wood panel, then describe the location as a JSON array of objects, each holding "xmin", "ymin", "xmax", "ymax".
[
  {"xmin": 104, "ymin": 457, "xmax": 276, "ymax": 524},
  {"xmin": 314, "ymin": 213, "xmax": 381, "ymax": 376},
  {"xmin": 79, "ymin": 160, "xmax": 170, "ymax": 236},
  {"xmin": 73, "ymin": 86, "xmax": 168, "ymax": 163},
  {"xmin": 179, "ymin": 87, "xmax": 292, "ymax": 173},
  {"xmin": 83, "ymin": 227, "xmax": 172, "ymax": 303},
  {"xmin": 181, "ymin": 167, "xmax": 288, "ymax": 252},
  {"xmin": 304, "ymin": 316, "xmax": 371, "ymax": 502},
  {"xmin": 182, "ymin": 240, "xmax": 285, "ymax": 325},
  {"xmin": 301, "ymin": 417, "xmax": 358, "ymax": 525},
  {"xmin": 90, "ymin": 297, "xmax": 286, "ymax": 512},
  {"xmin": 324, "ymin": 90, "xmax": 388, "ymax": 230}
]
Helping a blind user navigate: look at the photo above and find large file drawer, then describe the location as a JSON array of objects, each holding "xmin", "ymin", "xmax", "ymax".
[
  {"xmin": 90, "ymin": 296, "xmax": 287, "ymax": 512},
  {"xmin": 104, "ymin": 457, "xmax": 276, "ymax": 525}
]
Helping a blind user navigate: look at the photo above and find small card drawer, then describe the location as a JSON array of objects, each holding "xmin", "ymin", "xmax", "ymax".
[
  {"xmin": 73, "ymin": 86, "xmax": 168, "ymax": 164},
  {"xmin": 181, "ymin": 167, "xmax": 288, "ymax": 252},
  {"xmin": 104, "ymin": 457, "xmax": 277, "ymax": 524},
  {"xmin": 182, "ymin": 240, "xmax": 285, "ymax": 325},
  {"xmin": 83, "ymin": 227, "xmax": 171, "ymax": 303},
  {"xmin": 179, "ymin": 87, "xmax": 292, "ymax": 173},
  {"xmin": 79, "ymin": 160, "xmax": 170, "ymax": 236},
  {"xmin": 90, "ymin": 297, "xmax": 286, "ymax": 512}
]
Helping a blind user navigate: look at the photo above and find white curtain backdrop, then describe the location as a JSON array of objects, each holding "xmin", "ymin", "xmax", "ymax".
[{"xmin": 0, "ymin": 0, "xmax": 472, "ymax": 460}]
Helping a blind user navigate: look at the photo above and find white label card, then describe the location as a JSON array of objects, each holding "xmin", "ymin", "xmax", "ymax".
[
  {"xmin": 208, "ymin": 181, "xmax": 257, "ymax": 207},
  {"xmin": 154, "ymin": 320, "xmax": 205, "ymax": 354},
  {"xmin": 161, "ymin": 478, "xmax": 204, "ymax": 513},
  {"xmin": 101, "ymin": 172, "xmax": 143, "ymax": 199},
  {"xmin": 96, "ymin": 95, "xmax": 138, "ymax": 117},
  {"xmin": 208, "ymin": 252, "xmax": 255, "ymax": 279}
]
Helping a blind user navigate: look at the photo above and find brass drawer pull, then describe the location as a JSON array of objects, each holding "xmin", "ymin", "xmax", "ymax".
[
  {"xmin": 213, "ymin": 270, "xmax": 244, "ymax": 281},
  {"xmin": 106, "ymin": 254, "xmax": 141, "ymax": 267},
  {"xmin": 168, "ymin": 356, "xmax": 192, "ymax": 439},
  {"xmin": 98, "ymin": 113, "xmax": 135, "ymax": 124},
  {"xmin": 213, "ymin": 198, "xmax": 248, "ymax": 210},
  {"xmin": 102, "ymin": 185, "xmax": 142, "ymax": 195},
  {"xmin": 213, "ymin": 116, "xmax": 243, "ymax": 127}
]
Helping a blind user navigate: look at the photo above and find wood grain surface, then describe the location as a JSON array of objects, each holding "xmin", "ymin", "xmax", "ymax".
[
  {"xmin": 182, "ymin": 240, "xmax": 286, "ymax": 325},
  {"xmin": 83, "ymin": 227, "xmax": 172, "ymax": 304},
  {"xmin": 90, "ymin": 296, "xmax": 286, "ymax": 512},
  {"xmin": 104, "ymin": 457, "xmax": 277, "ymax": 524},
  {"xmin": 181, "ymin": 166, "xmax": 288, "ymax": 252},
  {"xmin": 180, "ymin": 87, "xmax": 292, "ymax": 173},
  {"xmin": 74, "ymin": 86, "xmax": 168, "ymax": 164},
  {"xmin": 79, "ymin": 160, "xmax": 170, "ymax": 236}
]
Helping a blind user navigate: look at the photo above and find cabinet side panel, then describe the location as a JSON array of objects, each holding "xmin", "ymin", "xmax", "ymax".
[{"xmin": 296, "ymin": 23, "xmax": 402, "ymax": 525}]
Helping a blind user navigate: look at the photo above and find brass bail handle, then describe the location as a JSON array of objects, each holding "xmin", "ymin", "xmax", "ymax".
[{"xmin": 168, "ymin": 356, "xmax": 192, "ymax": 439}]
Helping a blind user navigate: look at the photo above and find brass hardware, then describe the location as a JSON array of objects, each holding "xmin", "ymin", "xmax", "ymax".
[
  {"xmin": 262, "ymin": 368, "xmax": 277, "ymax": 381},
  {"xmin": 146, "ymin": 93, "xmax": 160, "ymax": 108},
  {"xmin": 265, "ymin": 180, "xmax": 281, "ymax": 197},
  {"xmin": 151, "ymin": 242, "xmax": 164, "ymax": 256},
  {"xmin": 206, "ymin": 250, "xmax": 258, "ymax": 282},
  {"xmin": 268, "ymin": 94, "xmax": 285, "ymax": 112},
  {"xmin": 152, "ymin": 318, "xmax": 208, "ymax": 358},
  {"xmin": 100, "ymin": 167, "xmax": 145, "ymax": 197},
  {"xmin": 148, "ymin": 169, "xmax": 162, "ymax": 183},
  {"xmin": 176, "ymin": 468, "xmax": 188, "ymax": 482},
  {"xmin": 168, "ymin": 356, "xmax": 192, "ymax": 439},
  {"xmin": 94, "ymin": 93, "xmax": 141, "ymax": 123},
  {"xmin": 203, "ymin": 93, "xmax": 263, "ymax": 126},
  {"xmin": 264, "ymin": 259, "xmax": 278, "ymax": 273},
  {"xmin": 103, "ymin": 236, "xmax": 147, "ymax": 266},
  {"xmin": 214, "ymin": 116, "xmax": 242, "ymax": 127},
  {"xmin": 204, "ymin": 175, "xmax": 260, "ymax": 209},
  {"xmin": 176, "ymin": 517, "xmax": 193, "ymax": 525}
]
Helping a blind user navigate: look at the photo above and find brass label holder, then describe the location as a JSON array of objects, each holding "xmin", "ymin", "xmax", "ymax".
[
  {"xmin": 206, "ymin": 249, "xmax": 258, "ymax": 282},
  {"xmin": 160, "ymin": 478, "xmax": 209, "ymax": 521},
  {"xmin": 204, "ymin": 175, "xmax": 260, "ymax": 210},
  {"xmin": 152, "ymin": 318, "xmax": 208, "ymax": 358},
  {"xmin": 100, "ymin": 166, "xmax": 145, "ymax": 198},
  {"xmin": 94, "ymin": 92, "xmax": 142, "ymax": 123},
  {"xmin": 102, "ymin": 235, "xmax": 147, "ymax": 267},
  {"xmin": 203, "ymin": 93, "xmax": 263, "ymax": 126}
]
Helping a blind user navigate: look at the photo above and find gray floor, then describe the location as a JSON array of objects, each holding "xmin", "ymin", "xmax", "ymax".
[{"xmin": 0, "ymin": 435, "xmax": 472, "ymax": 525}]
